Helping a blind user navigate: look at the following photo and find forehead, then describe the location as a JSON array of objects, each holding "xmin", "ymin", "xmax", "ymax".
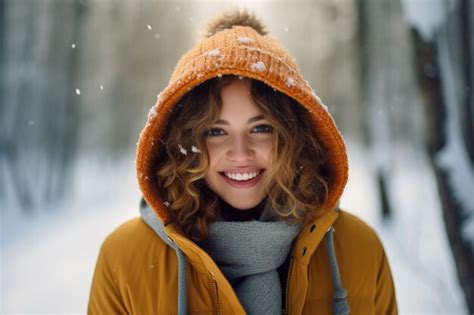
[{"xmin": 219, "ymin": 78, "xmax": 261, "ymax": 118}]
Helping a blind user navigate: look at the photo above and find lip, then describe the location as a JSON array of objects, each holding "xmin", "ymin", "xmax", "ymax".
[{"xmin": 219, "ymin": 169, "xmax": 265, "ymax": 188}]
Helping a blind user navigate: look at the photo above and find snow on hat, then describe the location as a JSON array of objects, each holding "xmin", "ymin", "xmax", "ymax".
[{"xmin": 136, "ymin": 9, "xmax": 348, "ymax": 223}]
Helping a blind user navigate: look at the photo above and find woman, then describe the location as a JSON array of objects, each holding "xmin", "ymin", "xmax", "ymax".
[{"xmin": 88, "ymin": 10, "xmax": 397, "ymax": 315}]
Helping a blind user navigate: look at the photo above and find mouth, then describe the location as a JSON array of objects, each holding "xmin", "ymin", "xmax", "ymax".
[{"xmin": 218, "ymin": 169, "xmax": 265, "ymax": 188}]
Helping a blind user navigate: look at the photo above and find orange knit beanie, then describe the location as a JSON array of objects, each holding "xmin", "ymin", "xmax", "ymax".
[{"xmin": 136, "ymin": 10, "xmax": 348, "ymax": 223}]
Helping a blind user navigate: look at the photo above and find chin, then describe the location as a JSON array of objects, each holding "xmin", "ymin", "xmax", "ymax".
[{"xmin": 221, "ymin": 195, "xmax": 264, "ymax": 210}]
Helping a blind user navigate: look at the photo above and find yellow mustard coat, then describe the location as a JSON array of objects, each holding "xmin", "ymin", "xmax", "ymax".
[
  {"xmin": 89, "ymin": 22, "xmax": 397, "ymax": 315},
  {"xmin": 88, "ymin": 208, "xmax": 397, "ymax": 314}
]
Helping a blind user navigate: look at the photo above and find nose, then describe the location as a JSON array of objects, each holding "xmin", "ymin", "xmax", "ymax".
[{"xmin": 226, "ymin": 135, "xmax": 255, "ymax": 162}]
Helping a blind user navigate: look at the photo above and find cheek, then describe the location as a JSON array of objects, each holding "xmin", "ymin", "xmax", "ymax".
[
  {"xmin": 256, "ymin": 137, "xmax": 274, "ymax": 160},
  {"xmin": 205, "ymin": 143, "xmax": 221, "ymax": 168}
]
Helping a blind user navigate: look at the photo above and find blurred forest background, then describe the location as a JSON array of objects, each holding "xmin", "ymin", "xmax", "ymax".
[{"xmin": 1, "ymin": 0, "xmax": 473, "ymax": 313}]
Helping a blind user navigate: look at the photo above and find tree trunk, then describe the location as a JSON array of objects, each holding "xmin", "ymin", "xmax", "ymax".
[{"xmin": 408, "ymin": 1, "xmax": 474, "ymax": 310}]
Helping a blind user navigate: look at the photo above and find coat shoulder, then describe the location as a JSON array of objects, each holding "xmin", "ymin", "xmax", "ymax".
[
  {"xmin": 99, "ymin": 217, "xmax": 169, "ymax": 265},
  {"xmin": 333, "ymin": 209, "xmax": 384, "ymax": 253}
]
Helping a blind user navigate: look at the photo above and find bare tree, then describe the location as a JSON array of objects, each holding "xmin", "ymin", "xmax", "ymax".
[
  {"xmin": 0, "ymin": 0, "xmax": 84, "ymax": 211},
  {"xmin": 403, "ymin": 0, "xmax": 474, "ymax": 312},
  {"xmin": 357, "ymin": 0, "xmax": 419, "ymax": 220}
]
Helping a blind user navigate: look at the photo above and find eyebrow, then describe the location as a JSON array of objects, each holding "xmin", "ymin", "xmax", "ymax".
[{"xmin": 214, "ymin": 115, "xmax": 265, "ymax": 125}]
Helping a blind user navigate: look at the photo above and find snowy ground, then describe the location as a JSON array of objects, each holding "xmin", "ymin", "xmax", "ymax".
[{"xmin": 1, "ymin": 141, "xmax": 468, "ymax": 314}]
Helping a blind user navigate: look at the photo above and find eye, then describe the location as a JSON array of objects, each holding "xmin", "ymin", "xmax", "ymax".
[
  {"xmin": 207, "ymin": 128, "xmax": 226, "ymax": 137},
  {"xmin": 252, "ymin": 124, "xmax": 273, "ymax": 133}
]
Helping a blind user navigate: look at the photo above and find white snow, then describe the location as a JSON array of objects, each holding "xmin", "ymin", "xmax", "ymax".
[
  {"xmin": 285, "ymin": 77, "xmax": 295, "ymax": 87},
  {"xmin": 340, "ymin": 141, "xmax": 467, "ymax": 313},
  {"xmin": 163, "ymin": 201, "xmax": 170, "ymax": 207},
  {"xmin": 75, "ymin": 88, "xmax": 81, "ymax": 95},
  {"xmin": 178, "ymin": 144, "xmax": 187, "ymax": 155},
  {"xmin": 99, "ymin": 85, "xmax": 103, "ymax": 90},
  {"xmin": 147, "ymin": 105, "xmax": 158, "ymax": 121},
  {"xmin": 237, "ymin": 37, "xmax": 255, "ymax": 44},
  {"xmin": 2, "ymin": 156, "xmax": 140, "ymax": 313},
  {"xmin": 147, "ymin": 24, "xmax": 152, "ymax": 30},
  {"xmin": 206, "ymin": 48, "xmax": 222, "ymax": 57},
  {"xmin": 401, "ymin": 0, "xmax": 446, "ymax": 42},
  {"xmin": 191, "ymin": 145, "xmax": 201, "ymax": 153},
  {"xmin": 312, "ymin": 90, "xmax": 328, "ymax": 111},
  {"xmin": 71, "ymin": 43, "xmax": 76, "ymax": 49},
  {"xmin": 250, "ymin": 61, "xmax": 266, "ymax": 72}
]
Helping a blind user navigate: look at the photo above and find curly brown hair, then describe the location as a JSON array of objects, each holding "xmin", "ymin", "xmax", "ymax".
[{"xmin": 154, "ymin": 75, "xmax": 330, "ymax": 242}]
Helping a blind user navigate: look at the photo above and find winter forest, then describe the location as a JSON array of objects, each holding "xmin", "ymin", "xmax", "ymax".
[{"xmin": 1, "ymin": 0, "xmax": 473, "ymax": 313}]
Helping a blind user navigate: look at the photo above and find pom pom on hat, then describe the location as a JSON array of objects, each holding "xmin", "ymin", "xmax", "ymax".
[{"xmin": 203, "ymin": 9, "xmax": 267, "ymax": 37}]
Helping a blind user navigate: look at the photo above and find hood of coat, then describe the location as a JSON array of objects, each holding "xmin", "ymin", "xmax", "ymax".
[{"xmin": 136, "ymin": 25, "xmax": 348, "ymax": 225}]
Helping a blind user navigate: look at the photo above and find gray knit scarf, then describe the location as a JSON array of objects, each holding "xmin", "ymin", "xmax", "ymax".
[{"xmin": 198, "ymin": 204, "xmax": 302, "ymax": 314}]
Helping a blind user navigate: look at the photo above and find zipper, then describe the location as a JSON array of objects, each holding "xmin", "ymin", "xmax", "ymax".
[
  {"xmin": 210, "ymin": 272, "xmax": 220, "ymax": 315},
  {"xmin": 283, "ymin": 257, "xmax": 294, "ymax": 315}
]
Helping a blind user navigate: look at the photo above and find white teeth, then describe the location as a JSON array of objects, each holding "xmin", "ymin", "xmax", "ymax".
[{"xmin": 223, "ymin": 170, "xmax": 261, "ymax": 181}]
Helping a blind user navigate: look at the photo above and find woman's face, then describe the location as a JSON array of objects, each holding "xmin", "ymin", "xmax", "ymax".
[{"xmin": 204, "ymin": 78, "xmax": 274, "ymax": 210}]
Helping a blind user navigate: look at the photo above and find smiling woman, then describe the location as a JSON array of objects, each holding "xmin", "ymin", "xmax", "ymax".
[
  {"xmin": 88, "ymin": 9, "xmax": 397, "ymax": 315},
  {"xmin": 154, "ymin": 75, "xmax": 330, "ymax": 240}
]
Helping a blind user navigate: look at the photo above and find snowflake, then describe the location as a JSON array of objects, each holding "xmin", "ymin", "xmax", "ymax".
[
  {"xmin": 207, "ymin": 48, "xmax": 221, "ymax": 57},
  {"xmin": 191, "ymin": 145, "xmax": 201, "ymax": 153},
  {"xmin": 238, "ymin": 37, "xmax": 255, "ymax": 44},
  {"xmin": 311, "ymin": 89, "xmax": 327, "ymax": 110},
  {"xmin": 163, "ymin": 201, "xmax": 170, "ymax": 207},
  {"xmin": 286, "ymin": 77, "xmax": 295, "ymax": 87},
  {"xmin": 178, "ymin": 144, "xmax": 187, "ymax": 155},
  {"xmin": 250, "ymin": 61, "xmax": 266, "ymax": 72},
  {"xmin": 148, "ymin": 105, "xmax": 158, "ymax": 120},
  {"xmin": 75, "ymin": 88, "xmax": 81, "ymax": 95}
]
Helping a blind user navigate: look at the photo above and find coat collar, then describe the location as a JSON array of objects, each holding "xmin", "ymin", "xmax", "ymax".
[{"xmin": 163, "ymin": 208, "xmax": 339, "ymax": 272}]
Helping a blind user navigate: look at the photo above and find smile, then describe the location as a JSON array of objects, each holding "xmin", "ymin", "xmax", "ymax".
[
  {"xmin": 218, "ymin": 169, "xmax": 265, "ymax": 188},
  {"xmin": 223, "ymin": 170, "xmax": 262, "ymax": 181}
]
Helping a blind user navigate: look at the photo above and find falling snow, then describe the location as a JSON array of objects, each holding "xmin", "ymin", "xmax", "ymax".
[
  {"xmin": 71, "ymin": 43, "xmax": 76, "ymax": 49},
  {"xmin": 147, "ymin": 24, "xmax": 152, "ymax": 30},
  {"xmin": 191, "ymin": 145, "xmax": 201, "ymax": 153},
  {"xmin": 75, "ymin": 89, "xmax": 81, "ymax": 95},
  {"xmin": 250, "ymin": 61, "xmax": 266, "ymax": 72},
  {"xmin": 99, "ymin": 85, "xmax": 104, "ymax": 90},
  {"xmin": 163, "ymin": 201, "xmax": 170, "ymax": 207}
]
